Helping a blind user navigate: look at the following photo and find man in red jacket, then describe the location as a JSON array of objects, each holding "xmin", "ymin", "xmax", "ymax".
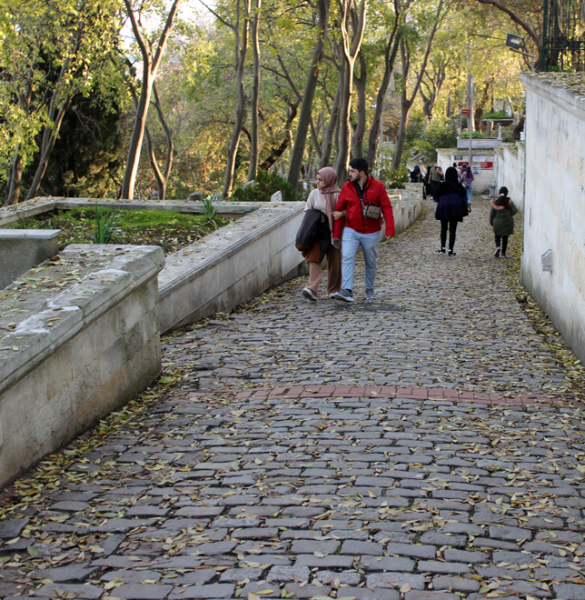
[{"xmin": 331, "ymin": 158, "xmax": 395, "ymax": 302}]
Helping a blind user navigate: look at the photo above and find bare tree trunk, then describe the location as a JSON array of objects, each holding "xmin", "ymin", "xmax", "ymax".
[
  {"xmin": 5, "ymin": 152, "xmax": 23, "ymax": 205},
  {"xmin": 351, "ymin": 51, "xmax": 367, "ymax": 159},
  {"xmin": 247, "ymin": 0, "xmax": 261, "ymax": 182},
  {"xmin": 287, "ymin": 0, "xmax": 329, "ymax": 187},
  {"xmin": 367, "ymin": 0, "xmax": 401, "ymax": 166},
  {"xmin": 259, "ymin": 101, "xmax": 300, "ymax": 170},
  {"xmin": 121, "ymin": 0, "xmax": 181, "ymax": 200},
  {"xmin": 26, "ymin": 95, "xmax": 70, "ymax": 200},
  {"xmin": 319, "ymin": 78, "xmax": 341, "ymax": 168},
  {"xmin": 392, "ymin": 0, "xmax": 444, "ymax": 169},
  {"xmin": 144, "ymin": 83, "xmax": 174, "ymax": 200},
  {"xmin": 333, "ymin": 0, "xmax": 367, "ymax": 180},
  {"xmin": 223, "ymin": 0, "xmax": 250, "ymax": 198}
]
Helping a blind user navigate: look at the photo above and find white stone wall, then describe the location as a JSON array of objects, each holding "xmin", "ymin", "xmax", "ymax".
[
  {"xmin": 436, "ymin": 149, "xmax": 495, "ymax": 194},
  {"xmin": 0, "ymin": 245, "xmax": 165, "ymax": 487},
  {"xmin": 520, "ymin": 73, "xmax": 585, "ymax": 364},
  {"xmin": 494, "ymin": 143, "xmax": 525, "ymax": 211}
]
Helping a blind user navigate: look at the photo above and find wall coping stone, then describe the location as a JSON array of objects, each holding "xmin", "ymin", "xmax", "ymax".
[
  {"xmin": 158, "ymin": 203, "xmax": 305, "ymax": 300},
  {"xmin": 0, "ymin": 197, "xmax": 263, "ymax": 228},
  {"xmin": 0, "ymin": 229, "xmax": 61, "ymax": 240},
  {"xmin": 521, "ymin": 73, "xmax": 585, "ymax": 121},
  {"xmin": 0, "ymin": 244, "xmax": 165, "ymax": 396}
]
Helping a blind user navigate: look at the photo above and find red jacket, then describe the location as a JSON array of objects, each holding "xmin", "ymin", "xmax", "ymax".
[{"xmin": 332, "ymin": 176, "xmax": 395, "ymax": 238}]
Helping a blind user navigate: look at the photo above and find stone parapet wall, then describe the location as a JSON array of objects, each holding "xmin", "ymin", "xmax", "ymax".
[
  {"xmin": 520, "ymin": 72, "xmax": 585, "ymax": 364},
  {"xmin": 0, "ymin": 229, "xmax": 61, "ymax": 290},
  {"xmin": 494, "ymin": 142, "xmax": 525, "ymax": 211},
  {"xmin": 158, "ymin": 203, "xmax": 308, "ymax": 332},
  {"xmin": 0, "ymin": 245, "xmax": 165, "ymax": 487}
]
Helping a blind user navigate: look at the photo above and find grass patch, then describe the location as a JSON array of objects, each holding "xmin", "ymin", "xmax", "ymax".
[{"xmin": 8, "ymin": 208, "xmax": 229, "ymax": 254}]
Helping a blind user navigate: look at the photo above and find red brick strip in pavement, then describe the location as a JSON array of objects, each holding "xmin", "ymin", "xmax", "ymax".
[{"xmin": 224, "ymin": 384, "xmax": 573, "ymax": 407}]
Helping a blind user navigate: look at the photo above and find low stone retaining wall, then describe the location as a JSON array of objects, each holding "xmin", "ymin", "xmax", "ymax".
[
  {"xmin": 390, "ymin": 184, "xmax": 424, "ymax": 236},
  {"xmin": 0, "ymin": 197, "xmax": 261, "ymax": 227},
  {"xmin": 158, "ymin": 203, "xmax": 307, "ymax": 332},
  {"xmin": 0, "ymin": 229, "xmax": 61, "ymax": 290},
  {"xmin": 0, "ymin": 244, "xmax": 164, "ymax": 487}
]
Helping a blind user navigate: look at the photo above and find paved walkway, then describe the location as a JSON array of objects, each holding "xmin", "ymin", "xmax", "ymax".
[{"xmin": 1, "ymin": 199, "xmax": 585, "ymax": 600}]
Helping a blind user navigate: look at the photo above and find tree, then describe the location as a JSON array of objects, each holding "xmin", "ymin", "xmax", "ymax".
[
  {"xmin": 392, "ymin": 0, "xmax": 445, "ymax": 169},
  {"xmin": 247, "ymin": 0, "xmax": 261, "ymax": 181},
  {"xmin": 121, "ymin": 0, "xmax": 181, "ymax": 200},
  {"xmin": 0, "ymin": 0, "xmax": 123, "ymax": 204},
  {"xmin": 287, "ymin": 0, "xmax": 330, "ymax": 187},
  {"xmin": 333, "ymin": 0, "xmax": 367, "ymax": 179}
]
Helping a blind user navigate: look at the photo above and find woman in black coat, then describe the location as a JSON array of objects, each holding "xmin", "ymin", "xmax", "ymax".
[{"xmin": 434, "ymin": 166, "xmax": 468, "ymax": 256}]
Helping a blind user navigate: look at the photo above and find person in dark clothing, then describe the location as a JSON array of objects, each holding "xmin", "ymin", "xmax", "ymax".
[
  {"xmin": 410, "ymin": 165, "xmax": 422, "ymax": 182},
  {"xmin": 434, "ymin": 166, "xmax": 468, "ymax": 256},
  {"xmin": 490, "ymin": 186, "xmax": 518, "ymax": 258}
]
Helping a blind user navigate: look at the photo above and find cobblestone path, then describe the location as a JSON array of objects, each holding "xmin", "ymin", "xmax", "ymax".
[
  {"xmin": 1, "ymin": 198, "xmax": 585, "ymax": 600},
  {"xmin": 163, "ymin": 198, "xmax": 570, "ymax": 397}
]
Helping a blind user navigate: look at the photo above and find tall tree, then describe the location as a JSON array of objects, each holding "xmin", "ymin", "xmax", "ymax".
[
  {"xmin": 247, "ymin": 0, "xmax": 261, "ymax": 181},
  {"xmin": 392, "ymin": 0, "xmax": 445, "ymax": 169},
  {"xmin": 287, "ymin": 0, "xmax": 330, "ymax": 187},
  {"xmin": 333, "ymin": 0, "xmax": 367, "ymax": 179},
  {"xmin": 121, "ymin": 0, "xmax": 180, "ymax": 200}
]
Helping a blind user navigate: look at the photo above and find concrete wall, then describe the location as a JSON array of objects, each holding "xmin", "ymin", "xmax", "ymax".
[
  {"xmin": 494, "ymin": 142, "xmax": 526, "ymax": 212},
  {"xmin": 0, "ymin": 245, "xmax": 165, "ymax": 487},
  {"xmin": 0, "ymin": 229, "xmax": 61, "ymax": 289},
  {"xmin": 158, "ymin": 203, "xmax": 308, "ymax": 332},
  {"xmin": 520, "ymin": 73, "xmax": 585, "ymax": 364}
]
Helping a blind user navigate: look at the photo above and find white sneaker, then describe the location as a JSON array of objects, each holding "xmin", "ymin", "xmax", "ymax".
[
  {"xmin": 331, "ymin": 289, "xmax": 354, "ymax": 303},
  {"xmin": 365, "ymin": 289, "xmax": 376, "ymax": 300}
]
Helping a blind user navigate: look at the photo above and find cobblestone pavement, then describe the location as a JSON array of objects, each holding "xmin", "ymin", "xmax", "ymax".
[
  {"xmin": 162, "ymin": 198, "xmax": 571, "ymax": 397},
  {"xmin": 1, "ymin": 198, "xmax": 585, "ymax": 600}
]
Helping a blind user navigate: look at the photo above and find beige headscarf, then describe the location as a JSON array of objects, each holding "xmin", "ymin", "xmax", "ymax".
[{"xmin": 317, "ymin": 167, "xmax": 341, "ymax": 241}]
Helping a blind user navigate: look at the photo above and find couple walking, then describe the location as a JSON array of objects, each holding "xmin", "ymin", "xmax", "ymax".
[{"xmin": 298, "ymin": 158, "xmax": 395, "ymax": 303}]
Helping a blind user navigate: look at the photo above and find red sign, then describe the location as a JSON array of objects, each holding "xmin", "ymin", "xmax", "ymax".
[
  {"xmin": 461, "ymin": 109, "xmax": 471, "ymax": 114},
  {"xmin": 480, "ymin": 162, "xmax": 493, "ymax": 169}
]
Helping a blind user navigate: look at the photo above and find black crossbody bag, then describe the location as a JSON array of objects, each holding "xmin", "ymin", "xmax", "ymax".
[{"xmin": 355, "ymin": 182, "xmax": 381, "ymax": 220}]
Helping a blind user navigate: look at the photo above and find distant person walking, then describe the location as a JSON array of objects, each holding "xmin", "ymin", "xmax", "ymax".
[
  {"xmin": 330, "ymin": 158, "xmax": 395, "ymax": 302},
  {"xmin": 300, "ymin": 167, "xmax": 343, "ymax": 300},
  {"xmin": 428, "ymin": 163, "xmax": 443, "ymax": 198},
  {"xmin": 434, "ymin": 166, "xmax": 468, "ymax": 256},
  {"xmin": 490, "ymin": 186, "xmax": 518, "ymax": 258},
  {"xmin": 460, "ymin": 165, "xmax": 474, "ymax": 205},
  {"xmin": 410, "ymin": 165, "xmax": 423, "ymax": 182}
]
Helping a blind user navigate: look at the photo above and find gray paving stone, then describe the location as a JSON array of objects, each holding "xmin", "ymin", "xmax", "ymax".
[
  {"xmin": 0, "ymin": 518, "xmax": 29, "ymax": 539},
  {"xmin": 113, "ymin": 583, "xmax": 173, "ymax": 599},
  {"xmin": 405, "ymin": 592, "xmax": 459, "ymax": 600},
  {"xmin": 360, "ymin": 556, "xmax": 415, "ymax": 571},
  {"xmin": 366, "ymin": 572, "xmax": 425, "ymax": 589},
  {"xmin": 266, "ymin": 565, "xmax": 310, "ymax": 582},
  {"xmin": 385, "ymin": 542, "xmax": 436, "ymax": 559},
  {"xmin": 32, "ymin": 564, "xmax": 98, "ymax": 582},
  {"xmin": 314, "ymin": 570, "xmax": 362, "ymax": 585},
  {"xmin": 337, "ymin": 587, "xmax": 399, "ymax": 600},
  {"xmin": 126, "ymin": 506, "xmax": 169, "ymax": 517},
  {"xmin": 190, "ymin": 540, "xmax": 237, "ymax": 555},
  {"xmin": 290, "ymin": 539, "xmax": 339, "ymax": 554},
  {"xmin": 34, "ymin": 583, "xmax": 103, "ymax": 599},
  {"xmin": 432, "ymin": 576, "xmax": 481, "ymax": 592},
  {"xmin": 284, "ymin": 583, "xmax": 332, "ymax": 598},
  {"xmin": 418, "ymin": 561, "xmax": 470, "ymax": 574},
  {"xmin": 443, "ymin": 549, "xmax": 488, "ymax": 564},
  {"xmin": 169, "ymin": 583, "xmax": 235, "ymax": 598},
  {"xmin": 219, "ymin": 567, "xmax": 263, "ymax": 583},
  {"xmin": 553, "ymin": 584, "xmax": 585, "ymax": 600},
  {"xmin": 294, "ymin": 553, "xmax": 354, "ymax": 568},
  {"xmin": 489, "ymin": 524, "xmax": 531, "ymax": 541},
  {"xmin": 340, "ymin": 539, "xmax": 383, "ymax": 555}
]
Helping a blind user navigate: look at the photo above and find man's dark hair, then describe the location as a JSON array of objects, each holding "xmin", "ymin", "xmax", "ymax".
[{"xmin": 349, "ymin": 157, "xmax": 368, "ymax": 175}]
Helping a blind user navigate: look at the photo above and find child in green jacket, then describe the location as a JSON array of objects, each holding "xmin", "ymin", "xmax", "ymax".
[{"xmin": 490, "ymin": 186, "xmax": 518, "ymax": 258}]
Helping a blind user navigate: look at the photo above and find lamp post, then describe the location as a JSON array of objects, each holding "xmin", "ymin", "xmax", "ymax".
[{"xmin": 506, "ymin": 33, "xmax": 536, "ymax": 72}]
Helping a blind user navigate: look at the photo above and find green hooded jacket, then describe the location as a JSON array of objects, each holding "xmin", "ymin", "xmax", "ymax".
[{"xmin": 490, "ymin": 198, "xmax": 518, "ymax": 237}]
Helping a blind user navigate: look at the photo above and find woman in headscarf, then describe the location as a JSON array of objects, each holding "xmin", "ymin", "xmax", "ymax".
[
  {"xmin": 434, "ymin": 166, "xmax": 468, "ymax": 256},
  {"xmin": 301, "ymin": 167, "xmax": 343, "ymax": 300}
]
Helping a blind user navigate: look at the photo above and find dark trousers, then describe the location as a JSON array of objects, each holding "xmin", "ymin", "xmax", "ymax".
[
  {"xmin": 440, "ymin": 219, "xmax": 458, "ymax": 250},
  {"xmin": 495, "ymin": 235, "xmax": 509, "ymax": 255}
]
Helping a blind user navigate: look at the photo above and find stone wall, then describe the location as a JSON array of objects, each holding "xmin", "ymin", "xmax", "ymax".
[
  {"xmin": 158, "ymin": 203, "xmax": 308, "ymax": 332},
  {"xmin": 494, "ymin": 142, "xmax": 525, "ymax": 211},
  {"xmin": 520, "ymin": 73, "xmax": 585, "ymax": 364},
  {"xmin": 0, "ymin": 245, "xmax": 165, "ymax": 487},
  {"xmin": 0, "ymin": 229, "xmax": 61, "ymax": 290}
]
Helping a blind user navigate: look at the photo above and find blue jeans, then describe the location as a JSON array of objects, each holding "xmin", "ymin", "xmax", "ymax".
[
  {"xmin": 465, "ymin": 183, "xmax": 473, "ymax": 204},
  {"xmin": 341, "ymin": 227, "xmax": 381, "ymax": 291}
]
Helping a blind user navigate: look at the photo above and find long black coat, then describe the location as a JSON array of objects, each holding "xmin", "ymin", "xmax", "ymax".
[
  {"xmin": 295, "ymin": 209, "xmax": 331, "ymax": 262},
  {"xmin": 434, "ymin": 181, "xmax": 467, "ymax": 222}
]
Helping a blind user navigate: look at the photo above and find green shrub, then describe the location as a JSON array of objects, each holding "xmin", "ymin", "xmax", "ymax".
[
  {"xmin": 93, "ymin": 205, "xmax": 122, "ymax": 244},
  {"xmin": 380, "ymin": 164, "xmax": 409, "ymax": 189},
  {"xmin": 231, "ymin": 169, "xmax": 297, "ymax": 202},
  {"xmin": 405, "ymin": 115, "xmax": 457, "ymax": 164},
  {"xmin": 459, "ymin": 131, "xmax": 486, "ymax": 139},
  {"xmin": 484, "ymin": 110, "xmax": 510, "ymax": 120}
]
